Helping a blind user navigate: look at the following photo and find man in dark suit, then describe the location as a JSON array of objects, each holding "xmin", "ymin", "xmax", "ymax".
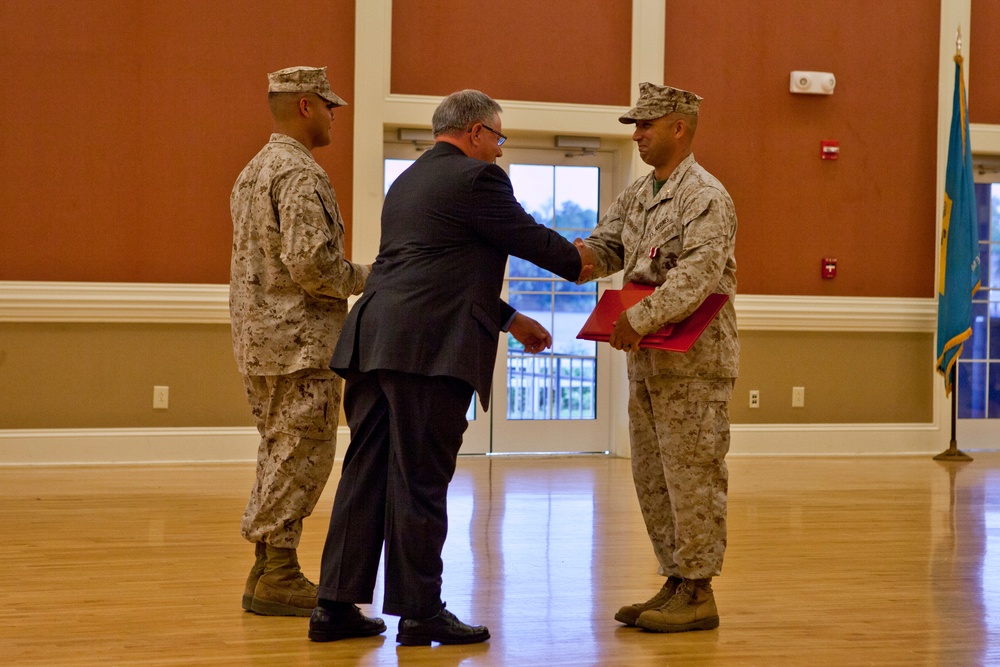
[{"xmin": 308, "ymin": 89, "xmax": 594, "ymax": 646}]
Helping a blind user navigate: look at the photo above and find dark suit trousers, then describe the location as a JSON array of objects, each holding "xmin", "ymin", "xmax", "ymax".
[{"xmin": 317, "ymin": 367, "xmax": 475, "ymax": 619}]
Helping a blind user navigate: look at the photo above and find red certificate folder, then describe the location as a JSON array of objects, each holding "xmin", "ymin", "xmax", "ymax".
[{"xmin": 576, "ymin": 282, "xmax": 729, "ymax": 352}]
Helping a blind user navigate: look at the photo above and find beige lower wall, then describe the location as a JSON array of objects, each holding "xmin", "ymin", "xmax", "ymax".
[
  {"xmin": 0, "ymin": 322, "xmax": 253, "ymax": 429},
  {"xmin": 731, "ymin": 330, "xmax": 935, "ymax": 424},
  {"xmin": 0, "ymin": 323, "xmax": 934, "ymax": 431}
]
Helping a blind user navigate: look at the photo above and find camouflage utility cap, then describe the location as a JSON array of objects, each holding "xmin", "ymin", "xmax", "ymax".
[
  {"xmin": 267, "ymin": 66, "xmax": 347, "ymax": 107},
  {"xmin": 619, "ymin": 82, "xmax": 701, "ymax": 124}
]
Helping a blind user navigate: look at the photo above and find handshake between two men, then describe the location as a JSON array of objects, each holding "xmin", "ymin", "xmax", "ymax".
[{"xmin": 507, "ymin": 238, "xmax": 596, "ymax": 355}]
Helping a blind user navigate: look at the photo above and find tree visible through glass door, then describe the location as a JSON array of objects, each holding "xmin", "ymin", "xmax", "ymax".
[{"xmin": 506, "ymin": 164, "xmax": 600, "ymax": 421}]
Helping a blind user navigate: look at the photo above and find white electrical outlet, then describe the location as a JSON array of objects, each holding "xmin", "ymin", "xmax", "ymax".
[
  {"xmin": 792, "ymin": 386, "xmax": 805, "ymax": 408},
  {"xmin": 749, "ymin": 390, "xmax": 760, "ymax": 409},
  {"xmin": 153, "ymin": 385, "xmax": 169, "ymax": 409}
]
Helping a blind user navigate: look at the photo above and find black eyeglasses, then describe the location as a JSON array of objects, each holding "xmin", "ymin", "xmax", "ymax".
[{"xmin": 480, "ymin": 124, "xmax": 507, "ymax": 146}]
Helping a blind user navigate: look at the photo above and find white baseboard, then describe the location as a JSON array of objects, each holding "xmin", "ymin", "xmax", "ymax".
[
  {"xmin": 0, "ymin": 423, "xmax": 961, "ymax": 465},
  {"xmin": 728, "ymin": 423, "xmax": 946, "ymax": 456},
  {"xmin": 0, "ymin": 427, "xmax": 263, "ymax": 465}
]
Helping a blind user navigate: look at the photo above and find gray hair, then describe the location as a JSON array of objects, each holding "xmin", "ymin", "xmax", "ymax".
[{"xmin": 431, "ymin": 89, "xmax": 503, "ymax": 137}]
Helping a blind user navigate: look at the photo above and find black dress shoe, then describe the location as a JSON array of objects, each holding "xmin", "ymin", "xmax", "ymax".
[
  {"xmin": 308, "ymin": 604, "xmax": 387, "ymax": 642},
  {"xmin": 396, "ymin": 605, "xmax": 490, "ymax": 646}
]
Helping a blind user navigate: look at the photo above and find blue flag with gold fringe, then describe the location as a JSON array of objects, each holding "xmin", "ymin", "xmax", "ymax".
[{"xmin": 936, "ymin": 53, "xmax": 981, "ymax": 395}]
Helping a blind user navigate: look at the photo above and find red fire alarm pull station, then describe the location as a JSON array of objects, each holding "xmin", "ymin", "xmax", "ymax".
[
  {"xmin": 821, "ymin": 140, "xmax": 839, "ymax": 160},
  {"xmin": 822, "ymin": 258, "xmax": 837, "ymax": 279}
]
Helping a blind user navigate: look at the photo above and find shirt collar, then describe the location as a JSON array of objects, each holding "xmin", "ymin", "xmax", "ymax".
[
  {"xmin": 269, "ymin": 133, "xmax": 313, "ymax": 157},
  {"xmin": 656, "ymin": 153, "xmax": 696, "ymax": 199}
]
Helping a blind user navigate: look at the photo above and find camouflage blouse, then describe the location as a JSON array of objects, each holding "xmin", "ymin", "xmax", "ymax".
[
  {"xmin": 229, "ymin": 134, "xmax": 369, "ymax": 375},
  {"xmin": 584, "ymin": 154, "xmax": 739, "ymax": 381}
]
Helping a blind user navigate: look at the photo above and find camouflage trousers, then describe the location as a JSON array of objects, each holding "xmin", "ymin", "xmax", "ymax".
[
  {"xmin": 628, "ymin": 375, "xmax": 734, "ymax": 580},
  {"xmin": 241, "ymin": 368, "xmax": 341, "ymax": 549}
]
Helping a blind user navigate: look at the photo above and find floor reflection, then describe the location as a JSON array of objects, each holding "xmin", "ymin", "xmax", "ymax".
[
  {"xmin": 4, "ymin": 454, "xmax": 1000, "ymax": 665},
  {"xmin": 445, "ymin": 459, "xmax": 603, "ymax": 664}
]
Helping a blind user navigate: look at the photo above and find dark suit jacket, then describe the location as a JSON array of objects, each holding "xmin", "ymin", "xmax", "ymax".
[{"xmin": 331, "ymin": 141, "xmax": 582, "ymax": 409}]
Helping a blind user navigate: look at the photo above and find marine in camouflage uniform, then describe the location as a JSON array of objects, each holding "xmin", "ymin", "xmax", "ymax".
[
  {"xmin": 230, "ymin": 66, "xmax": 369, "ymax": 617},
  {"xmin": 582, "ymin": 82, "xmax": 738, "ymax": 633}
]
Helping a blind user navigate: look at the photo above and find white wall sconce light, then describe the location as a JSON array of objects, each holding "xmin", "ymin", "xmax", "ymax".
[{"xmin": 790, "ymin": 71, "xmax": 836, "ymax": 95}]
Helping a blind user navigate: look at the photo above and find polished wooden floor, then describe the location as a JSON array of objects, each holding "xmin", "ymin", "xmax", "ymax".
[{"xmin": 1, "ymin": 452, "xmax": 999, "ymax": 666}]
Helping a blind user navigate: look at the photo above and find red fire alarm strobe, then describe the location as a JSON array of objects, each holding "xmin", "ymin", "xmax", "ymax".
[
  {"xmin": 821, "ymin": 140, "xmax": 839, "ymax": 160},
  {"xmin": 822, "ymin": 258, "xmax": 837, "ymax": 279}
]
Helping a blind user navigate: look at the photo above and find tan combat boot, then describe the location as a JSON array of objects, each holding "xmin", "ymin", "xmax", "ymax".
[
  {"xmin": 635, "ymin": 578, "xmax": 719, "ymax": 632},
  {"xmin": 249, "ymin": 545, "xmax": 318, "ymax": 617},
  {"xmin": 242, "ymin": 542, "xmax": 267, "ymax": 611},
  {"xmin": 614, "ymin": 576, "xmax": 682, "ymax": 626}
]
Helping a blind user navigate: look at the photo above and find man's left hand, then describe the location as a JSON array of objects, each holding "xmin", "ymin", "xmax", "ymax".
[
  {"xmin": 509, "ymin": 312, "xmax": 552, "ymax": 354},
  {"xmin": 608, "ymin": 312, "xmax": 643, "ymax": 352}
]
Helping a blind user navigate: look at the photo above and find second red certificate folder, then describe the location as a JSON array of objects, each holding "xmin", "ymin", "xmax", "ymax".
[{"xmin": 576, "ymin": 282, "xmax": 728, "ymax": 352}]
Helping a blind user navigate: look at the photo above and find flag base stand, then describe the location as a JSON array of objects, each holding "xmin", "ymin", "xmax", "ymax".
[
  {"xmin": 933, "ymin": 442, "xmax": 973, "ymax": 462},
  {"xmin": 935, "ymin": 367, "xmax": 973, "ymax": 462}
]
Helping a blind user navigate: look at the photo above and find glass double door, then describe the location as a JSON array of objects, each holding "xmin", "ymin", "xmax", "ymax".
[
  {"xmin": 382, "ymin": 143, "xmax": 615, "ymax": 454},
  {"xmin": 956, "ymin": 173, "xmax": 1000, "ymax": 448}
]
